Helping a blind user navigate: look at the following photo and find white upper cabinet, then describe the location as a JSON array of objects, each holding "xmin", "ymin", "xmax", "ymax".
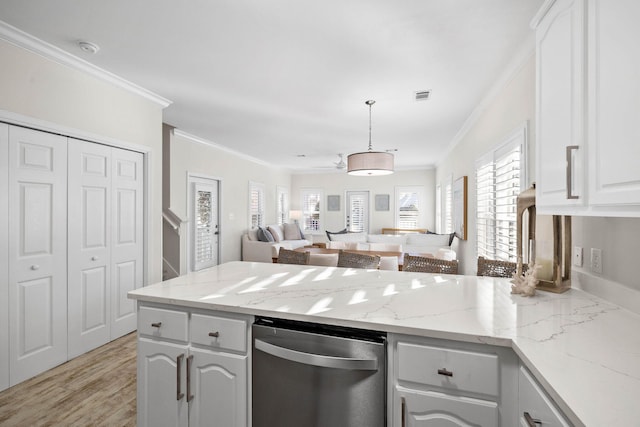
[
  {"xmin": 533, "ymin": 0, "xmax": 640, "ymax": 216},
  {"xmin": 586, "ymin": 0, "xmax": 640, "ymax": 212},
  {"xmin": 534, "ymin": 0, "xmax": 586, "ymax": 212}
]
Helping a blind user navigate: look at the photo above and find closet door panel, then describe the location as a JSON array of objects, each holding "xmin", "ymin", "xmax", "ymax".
[
  {"xmin": 68, "ymin": 139, "xmax": 112, "ymax": 358},
  {"xmin": 8, "ymin": 126, "xmax": 67, "ymax": 385},
  {"xmin": 111, "ymin": 148, "xmax": 144, "ymax": 339}
]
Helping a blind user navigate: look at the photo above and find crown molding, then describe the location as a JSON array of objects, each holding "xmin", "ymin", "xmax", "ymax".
[
  {"xmin": 172, "ymin": 128, "xmax": 273, "ymax": 168},
  {"xmin": 0, "ymin": 20, "xmax": 171, "ymax": 108}
]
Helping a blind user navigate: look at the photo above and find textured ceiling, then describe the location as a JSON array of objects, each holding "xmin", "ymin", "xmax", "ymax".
[{"xmin": 0, "ymin": 0, "xmax": 543, "ymax": 172}]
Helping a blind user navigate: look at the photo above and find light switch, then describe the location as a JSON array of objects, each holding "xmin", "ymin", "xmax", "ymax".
[
  {"xmin": 590, "ymin": 248, "xmax": 603, "ymax": 274},
  {"xmin": 573, "ymin": 246, "xmax": 583, "ymax": 267}
]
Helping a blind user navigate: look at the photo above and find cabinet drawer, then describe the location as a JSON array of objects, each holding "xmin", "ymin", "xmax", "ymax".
[
  {"xmin": 191, "ymin": 313, "xmax": 247, "ymax": 353},
  {"xmin": 397, "ymin": 342, "xmax": 499, "ymax": 397},
  {"xmin": 519, "ymin": 366, "xmax": 571, "ymax": 427},
  {"xmin": 138, "ymin": 306, "xmax": 188, "ymax": 342}
]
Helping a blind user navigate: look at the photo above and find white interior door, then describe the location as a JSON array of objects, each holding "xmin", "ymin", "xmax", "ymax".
[
  {"xmin": 0, "ymin": 123, "xmax": 9, "ymax": 391},
  {"xmin": 8, "ymin": 126, "xmax": 68, "ymax": 386},
  {"xmin": 67, "ymin": 139, "xmax": 112, "ymax": 357},
  {"xmin": 191, "ymin": 178, "xmax": 220, "ymax": 271},
  {"xmin": 346, "ymin": 191, "xmax": 369, "ymax": 233},
  {"xmin": 111, "ymin": 148, "xmax": 144, "ymax": 339}
]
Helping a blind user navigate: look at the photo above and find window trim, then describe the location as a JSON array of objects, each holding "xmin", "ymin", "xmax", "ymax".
[{"xmin": 248, "ymin": 181, "xmax": 265, "ymax": 229}]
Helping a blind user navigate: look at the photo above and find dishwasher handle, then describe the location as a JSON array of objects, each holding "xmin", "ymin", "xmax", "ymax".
[{"xmin": 254, "ymin": 338, "xmax": 378, "ymax": 371}]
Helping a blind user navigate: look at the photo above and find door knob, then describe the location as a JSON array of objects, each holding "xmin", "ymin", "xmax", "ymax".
[
  {"xmin": 30, "ymin": 265, "xmax": 40, "ymax": 271},
  {"xmin": 91, "ymin": 256, "xmax": 99, "ymax": 261}
]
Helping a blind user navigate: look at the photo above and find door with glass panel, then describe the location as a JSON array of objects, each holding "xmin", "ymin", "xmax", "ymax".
[
  {"xmin": 346, "ymin": 191, "xmax": 369, "ymax": 233},
  {"xmin": 191, "ymin": 178, "xmax": 220, "ymax": 271}
]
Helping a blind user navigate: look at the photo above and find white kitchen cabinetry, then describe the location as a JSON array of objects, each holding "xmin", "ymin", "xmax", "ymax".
[
  {"xmin": 518, "ymin": 366, "xmax": 572, "ymax": 427},
  {"xmin": 389, "ymin": 334, "xmax": 518, "ymax": 426},
  {"xmin": 533, "ymin": 0, "xmax": 640, "ymax": 215},
  {"xmin": 534, "ymin": 0, "xmax": 586, "ymax": 212},
  {"xmin": 137, "ymin": 304, "xmax": 250, "ymax": 427}
]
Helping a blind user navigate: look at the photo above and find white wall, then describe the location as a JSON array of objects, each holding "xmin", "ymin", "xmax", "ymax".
[
  {"xmin": 0, "ymin": 39, "xmax": 165, "ymax": 284},
  {"xmin": 435, "ymin": 51, "xmax": 537, "ymax": 275},
  {"xmin": 291, "ymin": 169, "xmax": 435, "ymax": 241},
  {"xmin": 168, "ymin": 131, "xmax": 291, "ymax": 263}
]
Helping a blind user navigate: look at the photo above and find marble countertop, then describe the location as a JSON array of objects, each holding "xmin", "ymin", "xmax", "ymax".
[{"xmin": 129, "ymin": 261, "xmax": 640, "ymax": 427}]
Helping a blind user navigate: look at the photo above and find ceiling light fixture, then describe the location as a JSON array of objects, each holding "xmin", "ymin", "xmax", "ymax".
[{"xmin": 347, "ymin": 100, "xmax": 394, "ymax": 176}]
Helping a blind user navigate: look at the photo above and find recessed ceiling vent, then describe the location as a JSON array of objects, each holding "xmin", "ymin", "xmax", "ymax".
[{"xmin": 415, "ymin": 90, "xmax": 431, "ymax": 101}]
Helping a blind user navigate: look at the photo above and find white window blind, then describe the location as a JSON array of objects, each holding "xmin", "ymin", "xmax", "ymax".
[
  {"xmin": 276, "ymin": 186, "xmax": 289, "ymax": 225},
  {"xmin": 476, "ymin": 127, "xmax": 527, "ymax": 262},
  {"xmin": 249, "ymin": 182, "xmax": 265, "ymax": 229},
  {"xmin": 395, "ymin": 186, "xmax": 424, "ymax": 230},
  {"xmin": 301, "ymin": 189, "xmax": 322, "ymax": 233},
  {"xmin": 435, "ymin": 185, "xmax": 442, "ymax": 234},
  {"xmin": 348, "ymin": 192, "xmax": 368, "ymax": 232},
  {"xmin": 444, "ymin": 179, "xmax": 453, "ymax": 233}
]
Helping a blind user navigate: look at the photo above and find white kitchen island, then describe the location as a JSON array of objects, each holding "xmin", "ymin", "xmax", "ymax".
[{"xmin": 128, "ymin": 261, "xmax": 640, "ymax": 426}]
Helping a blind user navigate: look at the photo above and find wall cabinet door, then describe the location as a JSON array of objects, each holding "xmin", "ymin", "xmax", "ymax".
[
  {"xmin": 189, "ymin": 347, "xmax": 247, "ymax": 427},
  {"xmin": 397, "ymin": 388, "xmax": 498, "ymax": 427},
  {"xmin": 535, "ymin": 0, "xmax": 586, "ymax": 212},
  {"xmin": 8, "ymin": 126, "xmax": 68, "ymax": 386},
  {"xmin": 137, "ymin": 339, "xmax": 189, "ymax": 427},
  {"xmin": 518, "ymin": 366, "xmax": 571, "ymax": 427},
  {"xmin": 587, "ymin": 0, "xmax": 640, "ymax": 209}
]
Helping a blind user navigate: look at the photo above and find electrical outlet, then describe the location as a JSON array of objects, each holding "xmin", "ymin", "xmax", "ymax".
[
  {"xmin": 573, "ymin": 246, "xmax": 583, "ymax": 267},
  {"xmin": 590, "ymin": 248, "xmax": 603, "ymax": 274}
]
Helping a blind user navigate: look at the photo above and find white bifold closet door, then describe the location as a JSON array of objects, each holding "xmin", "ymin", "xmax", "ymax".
[
  {"xmin": 67, "ymin": 139, "xmax": 143, "ymax": 358},
  {"xmin": 8, "ymin": 126, "xmax": 68, "ymax": 386}
]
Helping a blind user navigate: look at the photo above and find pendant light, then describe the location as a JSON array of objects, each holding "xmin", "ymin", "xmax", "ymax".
[{"xmin": 347, "ymin": 100, "xmax": 394, "ymax": 176}]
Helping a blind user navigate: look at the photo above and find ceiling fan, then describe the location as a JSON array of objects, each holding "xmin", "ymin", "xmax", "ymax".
[{"xmin": 311, "ymin": 153, "xmax": 346, "ymax": 170}]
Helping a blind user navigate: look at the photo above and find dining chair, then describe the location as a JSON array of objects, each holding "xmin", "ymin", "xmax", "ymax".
[
  {"xmin": 403, "ymin": 254, "xmax": 458, "ymax": 274},
  {"xmin": 337, "ymin": 250, "xmax": 380, "ymax": 269},
  {"xmin": 277, "ymin": 247, "xmax": 310, "ymax": 265},
  {"xmin": 476, "ymin": 256, "xmax": 522, "ymax": 278}
]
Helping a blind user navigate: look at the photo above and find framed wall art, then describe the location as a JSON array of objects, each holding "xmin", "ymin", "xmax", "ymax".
[
  {"xmin": 327, "ymin": 195, "xmax": 340, "ymax": 211},
  {"xmin": 375, "ymin": 194, "xmax": 390, "ymax": 211}
]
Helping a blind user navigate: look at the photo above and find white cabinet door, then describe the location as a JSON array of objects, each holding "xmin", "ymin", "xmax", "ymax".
[
  {"xmin": 8, "ymin": 126, "xmax": 68, "ymax": 385},
  {"xmin": 138, "ymin": 339, "xmax": 189, "ymax": 427},
  {"xmin": 0, "ymin": 123, "xmax": 9, "ymax": 391},
  {"xmin": 67, "ymin": 139, "xmax": 112, "ymax": 358},
  {"xmin": 518, "ymin": 366, "xmax": 571, "ymax": 427},
  {"xmin": 397, "ymin": 388, "xmax": 498, "ymax": 427},
  {"xmin": 110, "ymin": 148, "xmax": 144, "ymax": 339},
  {"xmin": 189, "ymin": 347, "xmax": 248, "ymax": 427},
  {"xmin": 535, "ymin": 0, "xmax": 586, "ymax": 211},
  {"xmin": 587, "ymin": 0, "xmax": 640, "ymax": 209}
]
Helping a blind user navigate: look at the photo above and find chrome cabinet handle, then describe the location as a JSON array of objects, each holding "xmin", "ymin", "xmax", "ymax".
[
  {"xmin": 254, "ymin": 338, "xmax": 378, "ymax": 370},
  {"xmin": 151, "ymin": 322, "xmax": 162, "ymax": 328},
  {"xmin": 401, "ymin": 396, "xmax": 406, "ymax": 427},
  {"xmin": 176, "ymin": 354, "xmax": 185, "ymax": 401},
  {"xmin": 91, "ymin": 256, "xmax": 99, "ymax": 261},
  {"xmin": 186, "ymin": 355, "xmax": 194, "ymax": 402},
  {"xmin": 566, "ymin": 145, "xmax": 579, "ymax": 200},
  {"xmin": 30, "ymin": 265, "xmax": 39, "ymax": 270},
  {"xmin": 437, "ymin": 368, "xmax": 453, "ymax": 377},
  {"xmin": 524, "ymin": 411, "xmax": 542, "ymax": 426},
  {"xmin": 208, "ymin": 331, "xmax": 219, "ymax": 338}
]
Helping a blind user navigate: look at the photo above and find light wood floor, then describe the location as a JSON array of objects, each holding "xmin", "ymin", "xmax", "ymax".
[{"xmin": 0, "ymin": 332, "xmax": 137, "ymax": 426}]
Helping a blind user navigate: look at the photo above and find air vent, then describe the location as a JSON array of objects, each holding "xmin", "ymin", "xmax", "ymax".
[{"xmin": 415, "ymin": 90, "xmax": 431, "ymax": 101}]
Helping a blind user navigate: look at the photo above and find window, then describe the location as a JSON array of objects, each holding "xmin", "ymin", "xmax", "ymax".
[
  {"xmin": 301, "ymin": 189, "xmax": 322, "ymax": 233},
  {"xmin": 476, "ymin": 127, "xmax": 527, "ymax": 262},
  {"xmin": 444, "ymin": 176, "xmax": 453, "ymax": 233},
  {"xmin": 249, "ymin": 181, "xmax": 265, "ymax": 229},
  {"xmin": 435, "ymin": 185, "xmax": 442, "ymax": 234},
  {"xmin": 276, "ymin": 186, "xmax": 289, "ymax": 225},
  {"xmin": 395, "ymin": 186, "xmax": 425, "ymax": 230}
]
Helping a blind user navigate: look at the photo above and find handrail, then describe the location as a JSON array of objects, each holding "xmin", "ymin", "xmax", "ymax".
[{"xmin": 163, "ymin": 207, "xmax": 186, "ymax": 231}]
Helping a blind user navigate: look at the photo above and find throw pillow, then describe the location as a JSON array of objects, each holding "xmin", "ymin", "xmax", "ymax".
[
  {"xmin": 283, "ymin": 223, "xmax": 302, "ymax": 240},
  {"xmin": 257, "ymin": 227, "xmax": 275, "ymax": 242},
  {"xmin": 267, "ymin": 225, "xmax": 284, "ymax": 242}
]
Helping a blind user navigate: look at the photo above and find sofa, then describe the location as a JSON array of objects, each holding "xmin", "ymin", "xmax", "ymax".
[
  {"xmin": 242, "ymin": 223, "xmax": 311, "ymax": 263},
  {"xmin": 326, "ymin": 231, "xmax": 457, "ymax": 261}
]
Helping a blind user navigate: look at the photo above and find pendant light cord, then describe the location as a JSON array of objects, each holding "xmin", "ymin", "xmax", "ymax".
[{"xmin": 366, "ymin": 100, "xmax": 375, "ymax": 152}]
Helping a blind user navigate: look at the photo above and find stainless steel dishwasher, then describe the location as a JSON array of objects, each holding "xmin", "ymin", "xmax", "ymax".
[{"xmin": 252, "ymin": 317, "xmax": 386, "ymax": 427}]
